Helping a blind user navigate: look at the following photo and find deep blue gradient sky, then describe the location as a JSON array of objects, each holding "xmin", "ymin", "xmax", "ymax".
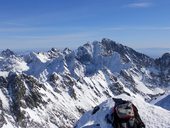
[{"xmin": 0, "ymin": 0, "xmax": 170, "ymax": 50}]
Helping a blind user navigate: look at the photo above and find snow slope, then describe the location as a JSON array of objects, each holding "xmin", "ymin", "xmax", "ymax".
[
  {"xmin": 150, "ymin": 90, "xmax": 170, "ymax": 111},
  {"xmin": 155, "ymin": 94, "xmax": 170, "ymax": 110},
  {"xmin": 76, "ymin": 94, "xmax": 170, "ymax": 128}
]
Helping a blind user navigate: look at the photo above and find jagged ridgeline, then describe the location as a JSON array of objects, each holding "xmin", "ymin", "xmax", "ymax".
[{"xmin": 0, "ymin": 38, "xmax": 169, "ymax": 128}]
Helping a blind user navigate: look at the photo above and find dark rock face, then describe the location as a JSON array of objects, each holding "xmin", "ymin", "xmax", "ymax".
[
  {"xmin": 7, "ymin": 74, "xmax": 26, "ymax": 123},
  {"xmin": 0, "ymin": 73, "xmax": 45, "ymax": 127},
  {"xmin": 1, "ymin": 49, "xmax": 15, "ymax": 57},
  {"xmin": 120, "ymin": 70, "xmax": 135, "ymax": 84},
  {"xmin": 0, "ymin": 100, "xmax": 6, "ymax": 127},
  {"xmin": 155, "ymin": 53, "xmax": 170, "ymax": 69},
  {"xmin": 101, "ymin": 38, "xmax": 154, "ymax": 67},
  {"xmin": 101, "ymin": 38, "xmax": 117, "ymax": 56},
  {"xmin": 0, "ymin": 77, "xmax": 8, "ymax": 88},
  {"xmin": 47, "ymin": 48, "xmax": 60, "ymax": 59},
  {"xmin": 155, "ymin": 53, "xmax": 170, "ymax": 86},
  {"xmin": 76, "ymin": 44, "xmax": 93, "ymax": 64}
]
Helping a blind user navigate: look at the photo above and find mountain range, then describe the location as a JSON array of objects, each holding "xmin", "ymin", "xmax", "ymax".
[{"xmin": 0, "ymin": 38, "xmax": 169, "ymax": 128}]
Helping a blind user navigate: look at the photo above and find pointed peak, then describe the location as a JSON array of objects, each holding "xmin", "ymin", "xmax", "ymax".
[
  {"xmin": 63, "ymin": 47, "xmax": 72, "ymax": 55},
  {"xmin": 101, "ymin": 38, "xmax": 116, "ymax": 43},
  {"xmin": 49, "ymin": 48, "xmax": 60, "ymax": 53},
  {"xmin": 161, "ymin": 52, "xmax": 170, "ymax": 58},
  {"xmin": 1, "ymin": 49, "xmax": 15, "ymax": 57}
]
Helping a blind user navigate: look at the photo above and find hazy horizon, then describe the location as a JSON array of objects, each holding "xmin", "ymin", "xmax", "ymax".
[
  {"xmin": 0, "ymin": 0, "xmax": 170, "ymax": 50},
  {"xmin": 0, "ymin": 43, "xmax": 169, "ymax": 58}
]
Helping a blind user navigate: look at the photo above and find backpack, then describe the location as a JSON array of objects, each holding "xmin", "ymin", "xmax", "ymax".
[
  {"xmin": 115, "ymin": 102, "xmax": 134, "ymax": 120},
  {"xmin": 112, "ymin": 98, "xmax": 145, "ymax": 128}
]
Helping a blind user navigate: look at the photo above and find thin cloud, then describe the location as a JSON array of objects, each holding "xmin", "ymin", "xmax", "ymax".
[
  {"xmin": 0, "ymin": 27, "xmax": 36, "ymax": 33},
  {"xmin": 108, "ymin": 27, "xmax": 170, "ymax": 31},
  {"xmin": 0, "ymin": 32, "xmax": 100, "ymax": 48},
  {"xmin": 126, "ymin": 2, "xmax": 152, "ymax": 8}
]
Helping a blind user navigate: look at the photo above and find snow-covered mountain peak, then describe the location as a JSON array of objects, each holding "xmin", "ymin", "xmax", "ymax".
[
  {"xmin": 0, "ymin": 49, "xmax": 15, "ymax": 57},
  {"xmin": 155, "ymin": 52, "xmax": 170, "ymax": 67},
  {"xmin": 155, "ymin": 52, "xmax": 170, "ymax": 86},
  {"xmin": 63, "ymin": 47, "xmax": 72, "ymax": 55},
  {"xmin": 162, "ymin": 52, "xmax": 170, "ymax": 58}
]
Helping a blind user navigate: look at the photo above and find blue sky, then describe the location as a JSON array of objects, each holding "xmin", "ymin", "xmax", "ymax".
[{"xmin": 0, "ymin": 0, "xmax": 170, "ymax": 50}]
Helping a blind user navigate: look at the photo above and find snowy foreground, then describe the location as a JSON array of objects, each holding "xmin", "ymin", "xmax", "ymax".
[{"xmin": 76, "ymin": 94, "xmax": 170, "ymax": 128}]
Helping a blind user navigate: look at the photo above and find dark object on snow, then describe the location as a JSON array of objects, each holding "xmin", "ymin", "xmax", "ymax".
[
  {"xmin": 92, "ymin": 106, "xmax": 100, "ymax": 115},
  {"xmin": 112, "ymin": 98, "xmax": 145, "ymax": 128}
]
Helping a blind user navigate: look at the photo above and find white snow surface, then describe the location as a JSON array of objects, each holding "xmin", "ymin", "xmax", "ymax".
[
  {"xmin": 0, "ymin": 56, "xmax": 29, "ymax": 74},
  {"xmin": 0, "ymin": 89, "xmax": 9, "ymax": 110},
  {"xmin": 76, "ymin": 94, "xmax": 170, "ymax": 128},
  {"xmin": 150, "ymin": 90, "xmax": 170, "ymax": 110}
]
